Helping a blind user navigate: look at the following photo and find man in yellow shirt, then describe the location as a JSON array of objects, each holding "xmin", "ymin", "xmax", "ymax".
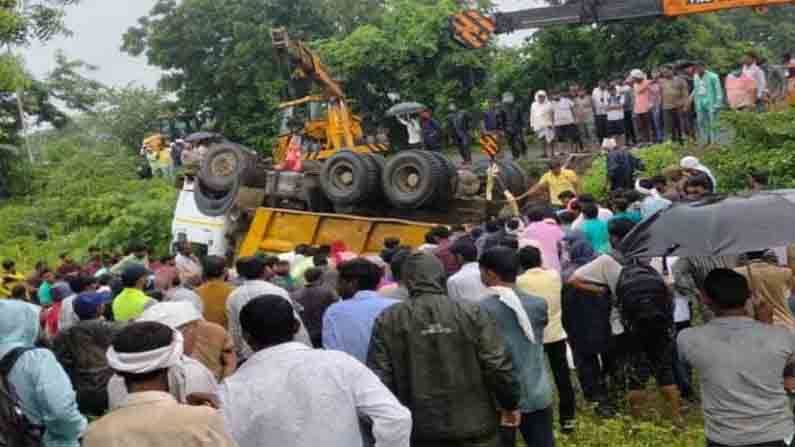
[
  {"xmin": 516, "ymin": 245, "xmax": 576, "ymax": 432},
  {"xmin": 0, "ymin": 260, "xmax": 26, "ymax": 298},
  {"xmin": 528, "ymin": 160, "xmax": 580, "ymax": 207}
]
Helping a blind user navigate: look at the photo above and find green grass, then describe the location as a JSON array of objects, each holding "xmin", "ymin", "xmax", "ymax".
[{"xmin": 552, "ymin": 397, "xmax": 705, "ymax": 447}]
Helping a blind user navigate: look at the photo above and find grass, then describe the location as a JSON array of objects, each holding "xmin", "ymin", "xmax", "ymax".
[{"xmin": 551, "ymin": 396, "xmax": 705, "ymax": 447}]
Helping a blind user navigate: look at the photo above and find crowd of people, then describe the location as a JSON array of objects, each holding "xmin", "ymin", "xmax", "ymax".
[
  {"xmin": 396, "ymin": 51, "xmax": 782, "ymax": 166},
  {"xmin": 1, "ymin": 140, "xmax": 794, "ymax": 447}
]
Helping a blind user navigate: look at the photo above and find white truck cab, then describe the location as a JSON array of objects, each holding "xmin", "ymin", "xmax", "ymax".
[{"xmin": 171, "ymin": 178, "xmax": 230, "ymax": 257}]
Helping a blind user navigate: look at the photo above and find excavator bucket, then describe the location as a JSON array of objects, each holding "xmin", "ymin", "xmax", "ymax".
[{"xmin": 450, "ymin": 10, "xmax": 496, "ymax": 49}]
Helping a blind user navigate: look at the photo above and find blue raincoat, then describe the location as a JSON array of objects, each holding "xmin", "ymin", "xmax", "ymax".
[{"xmin": 0, "ymin": 300, "xmax": 86, "ymax": 447}]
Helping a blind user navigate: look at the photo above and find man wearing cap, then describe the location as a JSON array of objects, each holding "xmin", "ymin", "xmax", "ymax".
[
  {"xmin": 113, "ymin": 264, "xmax": 157, "ymax": 322},
  {"xmin": 139, "ymin": 302, "xmax": 236, "ymax": 382},
  {"xmin": 84, "ymin": 322, "xmax": 236, "ymax": 447},
  {"xmin": 53, "ymin": 291, "xmax": 122, "ymax": 417}
]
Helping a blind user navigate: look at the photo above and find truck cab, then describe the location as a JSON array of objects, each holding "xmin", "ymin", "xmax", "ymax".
[{"xmin": 171, "ymin": 177, "xmax": 231, "ymax": 258}]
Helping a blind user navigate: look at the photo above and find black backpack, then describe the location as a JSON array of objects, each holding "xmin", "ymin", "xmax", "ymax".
[
  {"xmin": 613, "ymin": 256, "xmax": 673, "ymax": 330},
  {"xmin": 0, "ymin": 347, "xmax": 44, "ymax": 447}
]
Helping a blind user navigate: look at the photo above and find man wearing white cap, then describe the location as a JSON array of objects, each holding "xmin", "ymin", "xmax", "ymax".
[
  {"xmin": 139, "ymin": 302, "xmax": 236, "ymax": 381},
  {"xmin": 84, "ymin": 322, "xmax": 235, "ymax": 447},
  {"xmin": 106, "ymin": 306, "xmax": 219, "ymax": 409}
]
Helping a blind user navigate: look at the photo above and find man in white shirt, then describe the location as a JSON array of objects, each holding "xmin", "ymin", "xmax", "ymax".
[
  {"xmin": 447, "ymin": 238, "xmax": 490, "ymax": 303},
  {"xmin": 226, "ymin": 256, "xmax": 311, "ymax": 361},
  {"xmin": 741, "ymin": 52, "xmax": 767, "ymax": 112},
  {"xmin": 220, "ymin": 295, "xmax": 412, "ymax": 447},
  {"xmin": 592, "ymin": 80, "xmax": 610, "ymax": 143},
  {"xmin": 175, "ymin": 242, "xmax": 203, "ymax": 286}
]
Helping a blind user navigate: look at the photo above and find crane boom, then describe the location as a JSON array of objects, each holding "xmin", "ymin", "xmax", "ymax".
[
  {"xmin": 271, "ymin": 27, "xmax": 345, "ymax": 99},
  {"xmin": 452, "ymin": 0, "xmax": 795, "ymax": 49}
]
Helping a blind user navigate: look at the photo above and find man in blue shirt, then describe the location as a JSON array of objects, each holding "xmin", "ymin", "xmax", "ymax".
[
  {"xmin": 478, "ymin": 247, "xmax": 554, "ymax": 447},
  {"xmin": 323, "ymin": 258, "xmax": 398, "ymax": 363}
]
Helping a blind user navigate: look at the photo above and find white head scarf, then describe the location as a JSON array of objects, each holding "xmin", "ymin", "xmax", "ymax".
[
  {"xmin": 138, "ymin": 302, "xmax": 202, "ymax": 329},
  {"xmin": 489, "ymin": 286, "xmax": 536, "ymax": 343},
  {"xmin": 106, "ymin": 330, "xmax": 184, "ymax": 374},
  {"xmin": 680, "ymin": 156, "xmax": 717, "ymax": 189},
  {"xmin": 630, "ymin": 69, "xmax": 646, "ymax": 80}
]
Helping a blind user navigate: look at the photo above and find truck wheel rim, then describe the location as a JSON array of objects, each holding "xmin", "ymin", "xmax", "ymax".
[
  {"xmin": 330, "ymin": 161, "xmax": 356, "ymax": 190},
  {"xmin": 395, "ymin": 165, "xmax": 421, "ymax": 193},
  {"xmin": 210, "ymin": 153, "xmax": 238, "ymax": 177}
]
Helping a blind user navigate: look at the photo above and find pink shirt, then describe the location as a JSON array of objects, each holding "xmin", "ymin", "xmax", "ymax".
[
  {"xmin": 522, "ymin": 219, "xmax": 565, "ymax": 272},
  {"xmin": 634, "ymin": 80, "xmax": 652, "ymax": 114}
]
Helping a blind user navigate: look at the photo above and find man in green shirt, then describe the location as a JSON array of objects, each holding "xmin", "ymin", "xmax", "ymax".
[
  {"xmin": 37, "ymin": 269, "xmax": 55, "ymax": 306},
  {"xmin": 112, "ymin": 264, "xmax": 156, "ymax": 322},
  {"xmin": 692, "ymin": 61, "xmax": 724, "ymax": 146}
]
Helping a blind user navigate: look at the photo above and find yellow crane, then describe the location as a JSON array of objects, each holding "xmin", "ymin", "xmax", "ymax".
[
  {"xmin": 451, "ymin": 0, "xmax": 795, "ymax": 49},
  {"xmin": 270, "ymin": 28, "xmax": 388, "ymax": 164}
]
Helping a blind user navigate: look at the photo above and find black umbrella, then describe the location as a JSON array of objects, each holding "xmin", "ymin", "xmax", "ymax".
[
  {"xmin": 619, "ymin": 191, "xmax": 795, "ymax": 258},
  {"xmin": 185, "ymin": 132, "xmax": 221, "ymax": 143},
  {"xmin": 385, "ymin": 102, "xmax": 426, "ymax": 117}
]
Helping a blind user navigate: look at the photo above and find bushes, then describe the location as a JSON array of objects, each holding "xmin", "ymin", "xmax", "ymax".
[
  {"xmin": 0, "ymin": 129, "xmax": 177, "ymax": 269},
  {"xmin": 702, "ymin": 109, "xmax": 795, "ymax": 192},
  {"xmin": 582, "ymin": 108, "xmax": 795, "ymax": 199},
  {"xmin": 582, "ymin": 142, "xmax": 685, "ymax": 201}
]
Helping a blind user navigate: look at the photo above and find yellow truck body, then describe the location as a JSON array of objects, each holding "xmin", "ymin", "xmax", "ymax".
[{"xmin": 239, "ymin": 208, "xmax": 437, "ymax": 257}]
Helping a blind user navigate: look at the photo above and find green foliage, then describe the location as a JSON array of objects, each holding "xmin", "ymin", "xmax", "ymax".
[
  {"xmin": 320, "ymin": 0, "xmax": 490, "ymax": 118},
  {"xmin": 92, "ymin": 86, "xmax": 171, "ymax": 151},
  {"xmin": 702, "ymin": 109, "xmax": 795, "ymax": 192},
  {"xmin": 582, "ymin": 142, "xmax": 685, "ymax": 201},
  {"xmin": 121, "ymin": 0, "xmax": 378, "ymax": 149},
  {"xmin": 0, "ymin": 129, "xmax": 177, "ymax": 269},
  {"xmin": 582, "ymin": 109, "xmax": 795, "ymax": 200},
  {"xmin": 45, "ymin": 50, "xmax": 107, "ymax": 112}
]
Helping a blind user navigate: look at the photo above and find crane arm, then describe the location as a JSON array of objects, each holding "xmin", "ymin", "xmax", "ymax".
[
  {"xmin": 452, "ymin": 0, "xmax": 795, "ymax": 49},
  {"xmin": 271, "ymin": 27, "xmax": 345, "ymax": 99}
]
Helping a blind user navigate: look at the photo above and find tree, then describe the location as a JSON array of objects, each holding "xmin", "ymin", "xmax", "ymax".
[
  {"xmin": 45, "ymin": 50, "xmax": 107, "ymax": 112},
  {"xmin": 92, "ymin": 86, "xmax": 171, "ymax": 151},
  {"xmin": 1, "ymin": 0, "xmax": 80, "ymax": 144},
  {"xmin": 121, "ymin": 0, "xmax": 363, "ymax": 149},
  {"xmin": 492, "ymin": 13, "xmax": 754, "ymax": 98},
  {"xmin": 319, "ymin": 0, "xmax": 492, "ymax": 123}
]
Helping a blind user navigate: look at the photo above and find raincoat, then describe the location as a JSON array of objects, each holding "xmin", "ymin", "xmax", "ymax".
[
  {"xmin": 368, "ymin": 253, "xmax": 518, "ymax": 444},
  {"xmin": 0, "ymin": 300, "xmax": 86, "ymax": 447}
]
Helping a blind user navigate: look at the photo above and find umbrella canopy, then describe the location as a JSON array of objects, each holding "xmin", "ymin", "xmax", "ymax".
[
  {"xmin": 185, "ymin": 132, "xmax": 221, "ymax": 143},
  {"xmin": 385, "ymin": 102, "xmax": 427, "ymax": 117},
  {"xmin": 619, "ymin": 191, "xmax": 795, "ymax": 258}
]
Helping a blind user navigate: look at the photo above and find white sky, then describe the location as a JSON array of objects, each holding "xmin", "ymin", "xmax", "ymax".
[{"xmin": 22, "ymin": 0, "xmax": 541, "ymax": 88}]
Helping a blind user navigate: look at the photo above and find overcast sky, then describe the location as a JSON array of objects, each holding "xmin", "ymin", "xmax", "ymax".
[{"xmin": 22, "ymin": 0, "xmax": 539, "ymax": 88}]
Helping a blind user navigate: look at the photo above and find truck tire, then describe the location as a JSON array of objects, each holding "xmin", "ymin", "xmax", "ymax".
[
  {"xmin": 382, "ymin": 150, "xmax": 441, "ymax": 209},
  {"xmin": 194, "ymin": 177, "xmax": 239, "ymax": 217},
  {"xmin": 200, "ymin": 143, "xmax": 253, "ymax": 191},
  {"xmin": 421, "ymin": 152, "xmax": 456, "ymax": 208},
  {"xmin": 320, "ymin": 151, "xmax": 378, "ymax": 206},
  {"xmin": 361, "ymin": 153, "xmax": 385, "ymax": 202}
]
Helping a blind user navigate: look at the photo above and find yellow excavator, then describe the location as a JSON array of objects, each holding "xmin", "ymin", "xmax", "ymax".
[{"xmin": 270, "ymin": 27, "xmax": 387, "ymax": 164}]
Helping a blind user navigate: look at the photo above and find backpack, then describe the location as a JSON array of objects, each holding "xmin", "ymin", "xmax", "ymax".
[
  {"xmin": 0, "ymin": 347, "xmax": 44, "ymax": 447},
  {"xmin": 613, "ymin": 256, "xmax": 673, "ymax": 330}
]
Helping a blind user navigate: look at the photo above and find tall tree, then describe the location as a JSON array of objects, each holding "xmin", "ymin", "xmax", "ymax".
[{"xmin": 122, "ymin": 0, "xmax": 382, "ymax": 149}]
